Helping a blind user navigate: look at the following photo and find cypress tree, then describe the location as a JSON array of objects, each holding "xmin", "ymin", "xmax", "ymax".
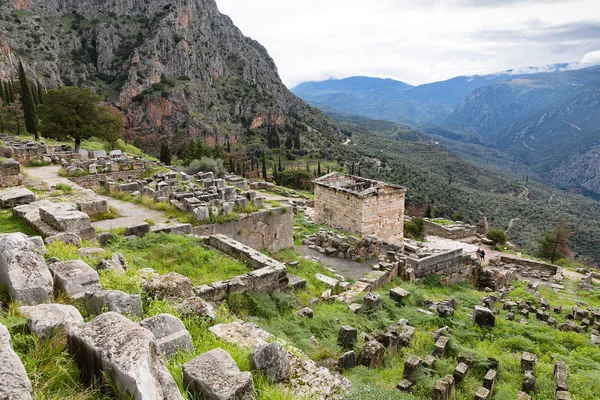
[
  {"xmin": 278, "ymin": 156, "xmax": 283, "ymax": 172},
  {"xmin": 0, "ymin": 80, "xmax": 5, "ymax": 103},
  {"xmin": 285, "ymin": 135, "xmax": 292, "ymax": 149},
  {"xmin": 159, "ymin": 142, "xmax": 171, "ymax": 165},
  {"xmin": 262, "ymin": 153, "xmax": 267, "ymax": 180},
  {"xmin": 317, "ymin": 161, "xmax": 321, "ymax": 176},
  {"xmin": 37, "ymin": 81, "xmax": 44, "ymax": 105},
  {"xmin": 17, "ymin": 61, "xmax": 39, "ymax": 140},
  {"xmin": 293, "ymin": 131, "xmax": 301, "ymax": 149},
  {"xmin": 229, "ymin": 158, "xmax": 234, "ymax": 172},
  {"xmin": 358, "ymin": 163, "xmax": 361, "ymax": 176},
  {"xmin": 30, "ymin": 80, "xmax": 39, "ymax": 105}
]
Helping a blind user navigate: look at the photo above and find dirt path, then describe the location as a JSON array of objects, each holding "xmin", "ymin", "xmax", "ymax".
[{"xmin": 24, "ymin": 166, "xmax": 176, "ymax": 231}]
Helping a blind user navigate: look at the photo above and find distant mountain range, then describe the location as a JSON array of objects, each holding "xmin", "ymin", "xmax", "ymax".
[{"xmin": 291, "ymin": 66, "xmax": 600, "ymax": 196}]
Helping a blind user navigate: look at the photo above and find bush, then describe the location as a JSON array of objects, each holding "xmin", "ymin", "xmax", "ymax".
[
  {"xmin": 275, "ymin": 169, "xmax": 313, "ymax": 191},
  {"xmin": 184, "ymin": 157, "xmax": 225, "ymax": 178},
  {"xmin": 404, "ymin": 217, "xmax": 425, "ymax": 239},
  {"xmin": 486, "ymin": 229, "xmax": 508, "ymax": 246}
]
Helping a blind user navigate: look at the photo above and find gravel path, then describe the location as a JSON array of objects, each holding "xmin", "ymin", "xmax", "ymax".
[{"xmin": 24, "ymin": 165, "xmax": 176, "ymax": 231}]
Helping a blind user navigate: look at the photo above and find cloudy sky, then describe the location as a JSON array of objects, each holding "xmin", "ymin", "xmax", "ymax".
[{"xmin": 215, "ymin": 0, "xmax": 600, "ymax": 87}]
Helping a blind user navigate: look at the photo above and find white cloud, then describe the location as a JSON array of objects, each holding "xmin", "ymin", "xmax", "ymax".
[
  {"xmin": 215, "ymin": 0, "xmax": 600, "ymax": 86},
  {"xmin": 579, "ymin": 50, "xmax": 600, "ymax": 66}
]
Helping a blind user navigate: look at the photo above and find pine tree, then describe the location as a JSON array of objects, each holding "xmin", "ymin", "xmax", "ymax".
[
  {"xmin": 262, "ymin": 153, "xmax": 267, "ymax": 180},
  {"xmin": 17, "ymin": 61, "xmax": 39, "ymax": 140},
  {"xmin": 537, "ymin": 218, "xmax": 574, "ymax": 262}
]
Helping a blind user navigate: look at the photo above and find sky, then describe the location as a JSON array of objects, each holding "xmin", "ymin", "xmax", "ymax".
[{"xmin": 215, "ymin": 0, "xmax": 600, "ymax": 87}]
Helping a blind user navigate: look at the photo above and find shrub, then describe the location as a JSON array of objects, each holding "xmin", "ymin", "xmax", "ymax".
[
  {"xmin": 486, "ymin": 229, "xmax": 508, "ymax": 246},
  {"xmin": 275, "ymin": 169, "xmax": 313, "ymax": 191},
  {"xmin": 184, "ymin": 157, "xmax": 225, "ymax": 178},
  {"xmin": 404, "ymin": 217, "xmax": 425, "ymax": 239}
]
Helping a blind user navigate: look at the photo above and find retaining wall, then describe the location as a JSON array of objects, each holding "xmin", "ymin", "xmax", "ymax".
[
  {"xmin": 423, "ymin": 220, "xmax": 477, "ymax": 239},
  {"xmin": 191, "ymin": 206, "xmax": 293, "ymax": 252}
]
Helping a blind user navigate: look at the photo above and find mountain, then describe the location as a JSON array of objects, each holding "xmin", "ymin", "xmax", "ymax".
[
  {"xmin": 0, "ymin": 0, "xmax": 342, "ymax": 154},
  {"xmin": 292, "ymin": 67, "xmax": 600, "ymax": 196}
]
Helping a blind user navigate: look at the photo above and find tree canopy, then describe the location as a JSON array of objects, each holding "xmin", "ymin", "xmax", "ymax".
[
  {"xmin": 537, "ymin": 218, "xmax": 574, "ymax": 263},
  {"xmin": 38, "ymin": 87, "xmax": 122, "ymax": 151}
]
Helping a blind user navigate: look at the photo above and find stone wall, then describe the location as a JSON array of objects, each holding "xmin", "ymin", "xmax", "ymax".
[
  {"xmin": 496, "ymin": 255, "xmax": 558, "ymax": 275},
  {"xmin": 69, "ymin": 170, "xmax": 149, "ymax": 189},
  {"xmin": 0, "ymin": 158, "xmax": 21, "ymax": 187},
  {"xmin": 423, "ymin": 219, "xmax": 477, "ymax": 239},
  {"xmin": 406, "ymin": 249, "xmax": 474, "ymax": 284},
  {"xmin": 194, "ymin": 235, "xmax": 289, "ymax": 303},
  {"xmin": 313, "ymin": 180, "xmax": 405, "ymax": 245},
  {"xmin": 473, "ymin": 264, "xmax": 518, "ymax": 291},
  {"xmin": 191, "ymin": 207, "xmax": 294, "ymax": 252}
]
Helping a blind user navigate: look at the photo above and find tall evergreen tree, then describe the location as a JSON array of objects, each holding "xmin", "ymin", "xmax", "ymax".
[
  {"xmin": 278, "ymin": 156, "xmax": 283, "ymax": 172},
  {"xmin": 159, "ymin": 142, "xmax": 172, "ymax": 165},
  {"xmin": 537, "ymin": 218, "xmax": 574, "ymax": 262},
  {"xmin": 0, "ymin": 81, "xmax": 6, "ymax": 104},
  {"xmin": 36, "ymin": 81, "xmax": 44, "ymax": 105},
  {"xmin": 285, "ymin": 134, "xmax": 292, "ymax": 149},
  {"xmin": 293, "ymin": 131, "xmax": 301, "ymax": 149},
  {"xmin": 262, "ymin": 153, "xmax": 267, "ymax": 180},
  {"xmin": 30, "ymin": 80, "xmax": 39, "ymax": 105},
  {"xmin": 17, "ymin": 61, "xmax": 39, "ymax": 140},
  {"xmin": 358, "ymin": 163, "xmax": 361, "ymax": 176},
  {"xmin": 317, "ymin": 161, "xmax": 321, "ymax": 176}
]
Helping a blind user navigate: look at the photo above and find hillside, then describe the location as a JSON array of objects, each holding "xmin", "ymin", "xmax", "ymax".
[
  {"xmin": 325, "ymin": 114, "xmax": 600, "ymax": 263},
  {"xmin": 0, "ymin": 0, "xmax": 342, "ymax": 155},
  {"xmin": 292, "ymin": 67, "xmax": 600, "ymax": 196}
]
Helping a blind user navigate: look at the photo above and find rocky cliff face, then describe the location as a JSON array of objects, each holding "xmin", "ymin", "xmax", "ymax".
[{"xmin": 0, "ymin": 0, "xmax": 341, "ymax": 153}]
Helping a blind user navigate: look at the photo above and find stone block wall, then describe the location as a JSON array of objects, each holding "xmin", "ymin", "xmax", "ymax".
[
  {"xmin": 0, "ymin": 158, "xmax": 21, "ymax": 187},
  {"xmin": 69, "ymin": 170, "xmax": 148, "ymax": 190},
  {"xmin": 406, "ymin": 249, "xmax": 473, "ymax": 283},
  {"xmin": 423, "ymin": 219, "xmax": 477, "ymax": 239},
  {"xmin": 361, "ymin": 192, "xmax": 405, "ymax": 245},
  {"xmin": 195, "ymin": 235, "xmax": 289, "ymax": 302},
  {"xmin": 473, "ymin": 264, "xmax": 518, "ymax": 291},
  {"xmin": 191, "ymin": 207, "xmax": 294, "ymax": 252},
  {"xmin": 497, "ymin": 255, "xmax": 558, "ymax": 275}
]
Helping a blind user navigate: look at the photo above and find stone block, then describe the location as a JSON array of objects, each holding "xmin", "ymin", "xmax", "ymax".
[
  {"xmin": 521, "ymin": 352, "xmax": 536, "ymax": 372},
  {"xmin": 475, "ymin": 387, "xmax": 491, "ymax": 400},
  {"xmin": 396, "ymin": 379, "xmax": 413, "ymax": 392},
  {"xmin": 424, "ymin": 355, "xmax": 436, "ymax": 369},
  {"xmin": 0, "ymin": 187, "xmax": 36, "ymax": 208},
  {"xmin": 18, "ymin": 303, "xmax": 83, "ymax": 339},
  {"xmin": 84, "ymin": 289, "xmax": 143, "ymax": 317},
  {"xmin": 0, "ymin": 233, "xmax": 53, "ymax": 305},
  {"xmin": 140, "ymin": 314, "xmax": 194, "ymax": 359},
  {"xmin": 338, "ymin": 350, "xmax": 357, "ymax": 370},
  {"xmin": 0, "ymin": 322, "xmax": 33, "ymax": 400},
  {"xmin": 403, "ymin": 356, "xmax": 422, "ymax": 382},
  {"xmin": 484, "ymin": 369, "xmax": 497, "ymax": 391},
  {"xmin": 473, "ymin": 306, "xmax": 495, "ymax": 327},
  {"xmin": 358, "ymin": 340, "xmax": 385, "ymax": 368},
  {"xmin": 125, "ymin": 222, "xmax": 150, "ymax": 237},
  {"xmin": 453, "ymin": 362, "xmax": 469, "ymax": 384},
  {"xmin": 67, "ymin": 312, "xmax": 183, "ymax": 399},
  {"xmin": 315, "ymin": 273, "xmax": 339, "ymax": 288},
  {"xmin": 434, "ymin": 335, "xmax": 449, "ymax": 358},
  {"xmin": 556, "ymin": 391, "xmax": 572, "ymax": 400},
  {"xmin": 249, "ymin": 342, "xmax": 290, "ymax": 383},
  {"xmin": 554, "ymin": 361, "xmax": 568, "ymax": 393},
  {"xmin": 364, "ymin": 292, "xmax": 381, "ymax": 312},
  {"xmin": 390, "ymin": 286, "xmax": 410, "ymax": 304},
  {"xmin": 143, "ymin": 272, "xmax": 194, "ymax": 300},
  {"xmin": 338, "ymin": 325, "xmax": 358, "ymax": 349},
  {"xmin": 49, "ymin": 260, "xmax": 101, "ymax": 300},
  {"xmin": 296, "ymin": 307, "xmax": 313, "ymax": 318},
  {"xmin": 45, "ymin": 232, "xmax": 81, "ymax": 246},
  {"xmin": 183, "ymin": 348, "xmax": 255, "ymax": 400},
  {"xmin": 522, "ymin": 370, "xmax": 536, "ymax": 393}
]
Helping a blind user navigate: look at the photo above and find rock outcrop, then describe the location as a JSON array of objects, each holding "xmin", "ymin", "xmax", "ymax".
[{"xmin": 0, "ymin": 0, "xmax": 342, "ymax": 154}]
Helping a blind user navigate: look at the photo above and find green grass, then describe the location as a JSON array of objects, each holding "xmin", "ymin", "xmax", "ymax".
[
  {"xmin": 105, "ymin": 233, "xmax": 250, "ymax": 286},
  {"xmin": 89, "ymin": 206, "xmax": 121, "ymax": 222},
  {"xmin": 0, "ymin": 209, "xmax": 38, "ymax": 236}
]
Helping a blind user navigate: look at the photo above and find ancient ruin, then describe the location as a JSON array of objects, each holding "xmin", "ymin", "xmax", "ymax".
[{"xmin": 313, "ymin": 172, "xmax": 406, "ymax": 245}]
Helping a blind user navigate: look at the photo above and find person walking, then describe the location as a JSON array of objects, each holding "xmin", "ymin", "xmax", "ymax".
[
  {"xmin": 476, "ymin": 248, "xmax": 482, "ymax": 264},
  {"xmin": 480, "ymin": 249, "xmax": 486, "ymax": 263}
]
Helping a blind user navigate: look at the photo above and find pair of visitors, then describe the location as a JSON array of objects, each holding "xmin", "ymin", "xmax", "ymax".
[{"xmin": 476, "ymin": 248, "xmax": 486, "ymax": 263}]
